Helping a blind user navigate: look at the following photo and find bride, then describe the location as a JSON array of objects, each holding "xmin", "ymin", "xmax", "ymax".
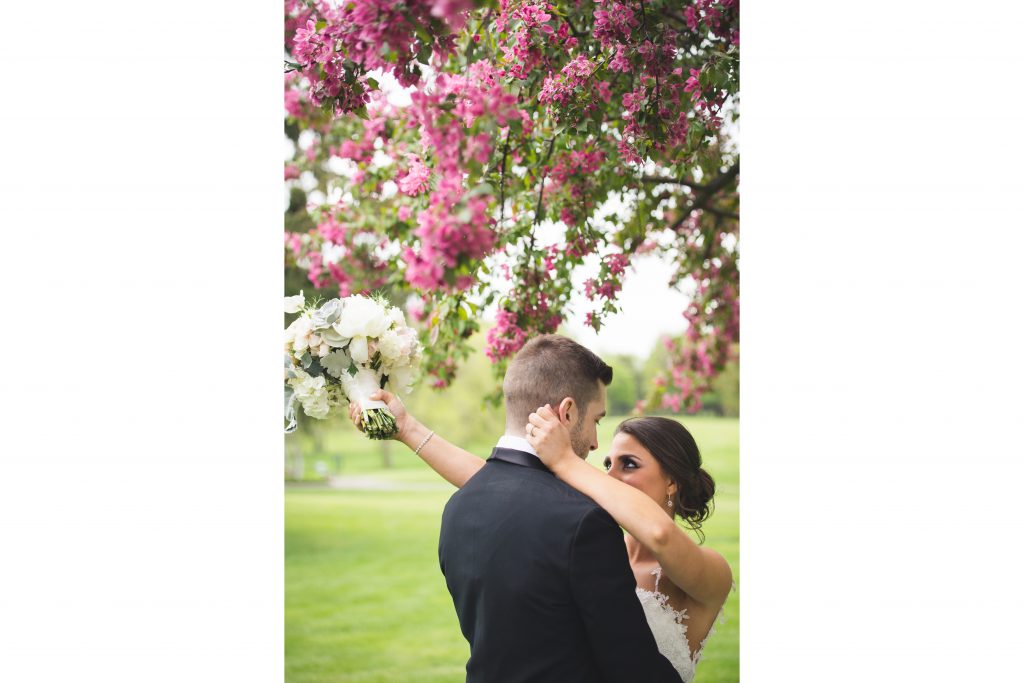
[{"xmin": 348, "ymin": 392, "xmax": 733, "ymax": 682}]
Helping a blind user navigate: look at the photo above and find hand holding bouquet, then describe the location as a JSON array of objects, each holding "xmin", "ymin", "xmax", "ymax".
[{"xmin": 283, "ymin": 291, "xmax": 422, "ymax": 439}]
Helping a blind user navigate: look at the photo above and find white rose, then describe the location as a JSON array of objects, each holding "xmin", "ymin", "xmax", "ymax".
[
  {"xmin": 336, "ymin": 295, "xmax": 391, "ymax": 338},
  {"xmin": 388, "ymin": 306, "xmax": 406, "ymax": 328},
  {"xmin": 284, "ymin": 291, "xmax": 305, "ymax": 314},
  {"xmin": 317, "ymin": 342, "xmax": 330, "ymax": 357}
]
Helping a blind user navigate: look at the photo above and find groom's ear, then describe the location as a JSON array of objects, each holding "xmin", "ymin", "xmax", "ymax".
[{"xmin": 557, "ymin": 397, "xmax": 575, "ymax": 426}]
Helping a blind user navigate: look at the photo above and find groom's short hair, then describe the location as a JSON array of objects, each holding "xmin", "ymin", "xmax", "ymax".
[{"xmin": 503, "ymin": 334, "xmax": 613, "ymax": 430}]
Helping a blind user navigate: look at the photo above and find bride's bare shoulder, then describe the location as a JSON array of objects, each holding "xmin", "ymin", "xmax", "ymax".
[{"xmin": 697, "ymin": 546, "xmax": 733, "ymax": 603}]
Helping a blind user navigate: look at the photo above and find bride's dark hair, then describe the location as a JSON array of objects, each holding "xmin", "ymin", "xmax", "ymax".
[{"xmin": 614, "ymin": 416, "xmax": 716, "ymax": 543}]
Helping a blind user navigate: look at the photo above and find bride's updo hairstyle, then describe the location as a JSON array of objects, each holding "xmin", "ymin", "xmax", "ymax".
[{"xmin": 615, "ymin": 416, "xmax": 716, "ymax": 542}]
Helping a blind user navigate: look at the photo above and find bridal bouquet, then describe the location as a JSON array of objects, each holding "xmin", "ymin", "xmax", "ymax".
[{"xmin": 284, "ymin": 291, "xmax": 422, "ymax": 438}]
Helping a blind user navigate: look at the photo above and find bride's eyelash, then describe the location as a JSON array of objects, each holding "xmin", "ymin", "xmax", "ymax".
[{"xmin": 603, "ymin": 457, "xmax": 638, "ymax": 471}]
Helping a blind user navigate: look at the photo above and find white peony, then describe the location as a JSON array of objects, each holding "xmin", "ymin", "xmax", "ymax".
[
  {"xmin": 284, "ymin": 291, "xmax": 305, "ymax": 314},
  {"xmin": 336, "ymin": 295, "xmax": 391, "ymax": 339},
  {"xmin": 321, "ymin": 349, "xmax": 352, "ymax": 378}
]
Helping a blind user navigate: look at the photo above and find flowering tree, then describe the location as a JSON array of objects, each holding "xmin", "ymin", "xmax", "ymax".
[{"xmin": 284, "ymin": 0, "xmax": 739, "ymax": 412}]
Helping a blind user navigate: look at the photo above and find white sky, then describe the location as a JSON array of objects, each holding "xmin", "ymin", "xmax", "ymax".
[{"xmin": 561, "ymin": 253, "xmax": 690, "ymax": 359}]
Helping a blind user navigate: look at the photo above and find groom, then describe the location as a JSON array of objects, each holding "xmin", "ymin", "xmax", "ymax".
[{"xmin": 439, "ymin": 334, "xmax": 680, "ymax": 682}]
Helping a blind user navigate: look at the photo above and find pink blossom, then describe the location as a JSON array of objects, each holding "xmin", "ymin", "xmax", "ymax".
[
  {"xmin": 403, "ymin": 195, "xmax": 497, "ymax": 291},
  {"xmin": 429, "ymin": 0, "xmax": 474, "ymax": 31},
  {"xmin": 685, "ymin": 6, "xmax": 699, "ymax": 30},
  {"xmin": 593, "ymin": 2, "xmax": 639, "ymax": 49},
  {"xmin": 609, "ymin": 43, "xmax": 632, "ymax": 72},
  {"xmin": 684, "ymin": 68, "xmax": 703, "ymax": 101},
  {"xmin": 317, "ymin": 215, "xmax": 345, "ymax": 242},
  {"xmin": 605, "ymin": 252, "xmax": 629, "ymax": 276},
  {"xmin": 398, "ymin": 156, "xmax": 432, "ymax": 196},
  {"xmin": 661, "ymin": 392, "xmax": 683, "ymax": 413},
  {"xmin": 486, "ymin": 309, "xmax": 529, "ymax": 362}
]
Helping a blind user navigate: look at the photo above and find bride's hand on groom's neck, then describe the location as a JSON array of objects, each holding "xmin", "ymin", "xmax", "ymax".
[{"xmin": 526, "ymin": 404, "xmax": 575, "ymax": 471}]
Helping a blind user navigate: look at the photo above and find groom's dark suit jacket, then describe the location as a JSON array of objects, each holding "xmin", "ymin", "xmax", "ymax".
[{"xmin": 438, "ymin": 447, "xmax": 681, "ymax": 683}]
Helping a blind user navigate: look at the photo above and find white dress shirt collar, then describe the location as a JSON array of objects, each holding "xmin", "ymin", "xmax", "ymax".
[{"xmin": 495, "ymin": 434, "xmax": 538, "ymax": 457}]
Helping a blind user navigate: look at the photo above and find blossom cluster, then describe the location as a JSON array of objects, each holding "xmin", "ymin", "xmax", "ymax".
[
  {"xmin": 582, "ymin": 251, "xmax": 632, "ymax": 331},
  {"xmin": 396, "ymin": 60, "xmax": 522, "ymax": 291},
  {"xmin": 284, "ymin": 0, "xmax": 741, "ymax": 412},
  {"xmin": 285, "ymin": 0, "xmax": 469, "ymax": 116}
]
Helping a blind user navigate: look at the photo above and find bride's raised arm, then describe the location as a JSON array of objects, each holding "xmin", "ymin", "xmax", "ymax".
[
  {"xmin": 526, "ymin": 405, "xmax": 732, "ymax": 607},
  {"xmin": 347, "ymin": 389, "xmax": 484, "ymax": 488}
]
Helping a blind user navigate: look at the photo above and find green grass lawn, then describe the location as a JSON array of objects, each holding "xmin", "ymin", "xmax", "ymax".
[{"xmin": 286, "ymin": 415, "xmax": 738, "ymax": 682}]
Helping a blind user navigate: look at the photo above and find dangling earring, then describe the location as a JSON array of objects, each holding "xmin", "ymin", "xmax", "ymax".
[{"xmin": 666, "ymin": 496, "xmax": 673, "ymax": 509}]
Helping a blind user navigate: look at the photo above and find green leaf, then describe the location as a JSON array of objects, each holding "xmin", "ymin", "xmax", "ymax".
[{"xmin": 366, "ymin": 77, "xmax": 379, "ymax": 91}]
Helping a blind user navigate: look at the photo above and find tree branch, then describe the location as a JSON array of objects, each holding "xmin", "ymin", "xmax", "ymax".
[
  {"xmin": 669, "ymin": 163, "xmax": 739, "ymax": 232},
  {"xmin": 562, "ymin": 15, "xmax": 585, "ymax": 39},
  {"xmin": 702, "ymin": 206, "xmax": 739, "ymax": 221},
  {"xmin": 498, "ymin": 135, "xmax": 510, "ymax": 228},
  {"xmin": 533, "ymin": 134, "xmax": 558, "ymax": 226}
]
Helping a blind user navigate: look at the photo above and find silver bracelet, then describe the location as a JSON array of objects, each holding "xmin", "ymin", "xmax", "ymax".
[{"xmin": 414, "ymin": 430, "xmax": 435, "ymax": 455}]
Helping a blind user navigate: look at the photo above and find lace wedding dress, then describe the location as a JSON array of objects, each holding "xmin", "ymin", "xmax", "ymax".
[{"xmin": 635, "ymin": 565, "xmax": 727, "ymax": 683}]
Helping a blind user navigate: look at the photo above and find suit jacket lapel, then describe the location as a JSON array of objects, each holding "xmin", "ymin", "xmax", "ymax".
[{"xmin": 488, "ymin": 447, "xmax": 552, "ymax": 474}]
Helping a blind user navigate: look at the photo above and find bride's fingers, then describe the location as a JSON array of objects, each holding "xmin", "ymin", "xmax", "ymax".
[{"xmin": 527, "ymin": 412, "xmax": 548, "ymax": 431}]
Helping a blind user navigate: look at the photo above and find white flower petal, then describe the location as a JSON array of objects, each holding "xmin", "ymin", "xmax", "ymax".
[
  {"xmin": 284, "ymin": 290, "xmax": 305, "ymax": 314},
  {"xmin": 349, "ymin": 336, "xmax": 369, "ymax": 363}
]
